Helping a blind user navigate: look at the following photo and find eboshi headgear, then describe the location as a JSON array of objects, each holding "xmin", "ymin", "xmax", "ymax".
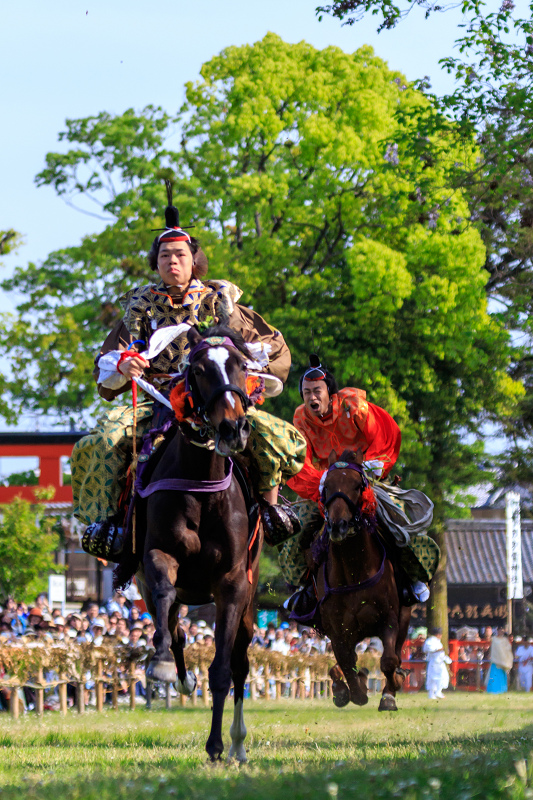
[
  {"xmin": 147, "ymin": 180, "xmax": 208, "ymax": 277},
  {"xmin": 299, "ymin": 354, "xmax": 338, "ymax": 397}
]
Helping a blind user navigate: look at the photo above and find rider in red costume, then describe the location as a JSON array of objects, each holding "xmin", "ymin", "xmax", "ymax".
[
  {"xmin": 283, "ymin": 356, "xmax": 436, "ymax": 615},
  {"xmin": 288, "ymin": 360, "xmax": 401, "ymax": 502}
]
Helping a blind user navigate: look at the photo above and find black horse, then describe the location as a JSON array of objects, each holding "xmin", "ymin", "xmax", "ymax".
[{"xmin": 132, "ymin": 325, "xmax": 262, "ymax": 761}]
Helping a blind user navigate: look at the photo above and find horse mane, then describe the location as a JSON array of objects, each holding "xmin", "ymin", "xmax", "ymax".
[{"xmin": 195, "ymin": 323, "xmax": 252, "ymax": 360}]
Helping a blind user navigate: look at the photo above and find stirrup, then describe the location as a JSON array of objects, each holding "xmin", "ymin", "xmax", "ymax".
[{"xmin": 412, "ymin": 581, "xmax": 430, "ymax": 602}]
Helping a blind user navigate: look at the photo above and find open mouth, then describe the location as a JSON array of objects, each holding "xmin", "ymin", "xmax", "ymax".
[{"xmin": 309, "ymin": 401, "xmax": 321, "ymax": 413}]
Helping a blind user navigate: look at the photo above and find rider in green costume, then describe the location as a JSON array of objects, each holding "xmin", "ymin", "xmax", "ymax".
[{"xmin": 72, "ymin": 189, "xmax": 306, "ymax": 556}]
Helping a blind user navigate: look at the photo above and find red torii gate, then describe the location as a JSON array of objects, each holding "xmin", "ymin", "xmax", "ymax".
[{"xmin": 0, "ymin": 432, "xmax": 87, "ymax": 504}]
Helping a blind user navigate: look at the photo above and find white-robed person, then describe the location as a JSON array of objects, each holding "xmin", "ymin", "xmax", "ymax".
[
  {"xmin": 515, "ymin": 637, "xmax": 533, "ymax": 692},
  {"xmin": 423, "ymin": 627, "xmax": 452, "ymax": 699}
]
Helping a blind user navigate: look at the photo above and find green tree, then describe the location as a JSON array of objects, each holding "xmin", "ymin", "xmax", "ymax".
[
  {"xmin": 0, "ymin": 228, "xmax": 23, "ymax": 423},
  {"xmin": 0, "ymin": 490, "xmax": 62, "ymax": 605},
  {"xmin": 4, "ymin": 469, "xmax": 38, "ymax": 487},
  {"xmin": 316, "ymin": 0, "xmax": 533, "ymax": 637},
  {"xmin": 0, "ymin": 35, "xmax": 523, "ymax": 639}
]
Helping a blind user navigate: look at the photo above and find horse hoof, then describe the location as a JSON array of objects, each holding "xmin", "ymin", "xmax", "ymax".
[
  {"xmin": 228, "ymin": 745, "xmax": 247, "ymax": 763},
  {"xmin": 378, "ymin": 693, "xmax": 398, "ymax": 712},
  {"xmin": 332, "ymin": 681, "xmax": 350, "ymax": 708},
  {"xmin": 177, "ymin": 670, "xmax": 197, "ymax": 696},
  {"xmin": 146, "ymin": 660, "xmax": 177, "ymax": 683},
  {"xmin": 351, "ymin": 691, "xmax": 369, "ymax": 707}
]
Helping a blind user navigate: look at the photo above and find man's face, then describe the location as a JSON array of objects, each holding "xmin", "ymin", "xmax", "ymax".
[
  {"xmin": 302, "ymin": 379, "xmax": 331, "ymax": 417},
  {"xmin": 129, "ymin": 629, "xmax": 142, "ymax": 644},
  {"xmin": 116, "ymin": 619, "xmax": 128, "ymax": 635},
  {"xmin": 87, "ymin": 604, "xmax": 99, "ymax": 620},
  {"xmin": 157, "ymin": 241, "xmax": 194, "ymax": 288}
]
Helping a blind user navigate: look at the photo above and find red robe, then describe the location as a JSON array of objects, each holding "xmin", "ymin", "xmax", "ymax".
[{"xmin": 287, "ymin": 388, "xmax": 401, "ymax": 502}]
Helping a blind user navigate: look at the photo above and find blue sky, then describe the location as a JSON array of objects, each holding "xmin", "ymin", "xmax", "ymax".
[
  {"xmin": 0, "ymin": 0, "xmax": 464, "ymax": 293},
  {"xmin": 0, "ymin": 0, "xmax": 488, "ymax": 447}
]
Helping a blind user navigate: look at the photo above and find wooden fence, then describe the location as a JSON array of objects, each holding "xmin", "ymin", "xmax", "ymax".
[{"xmin": 0, "ymin": 638, "xmax": 509, "ymax": 718}]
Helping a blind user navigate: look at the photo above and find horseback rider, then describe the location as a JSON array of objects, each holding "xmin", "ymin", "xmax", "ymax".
[
  {"xmin": 72, "ymin": 185, "xmax": 306, "ymax": 558},
  {"xmin": 281, "ymin": 355, "xmax": 439, "ymax": 615}
]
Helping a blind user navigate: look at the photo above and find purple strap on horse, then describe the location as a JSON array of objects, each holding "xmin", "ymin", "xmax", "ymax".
[
  {"xmin": 322, "ymin": 461, "xmax": 368, "ymax": 495},
  {"xmin": 290, "ymin": 461, "xmax": 381, "ymax": 624},
  {"xmin": 188, "ymin": 336, "xmax": 237, "ymax": 359},
  {"xmin": 136, "ymin": 460, "xmax": 233, "ymax": 497},
  {"xmin": 290, "ymin": 536, "xmax": 386, "ymax": 624}
]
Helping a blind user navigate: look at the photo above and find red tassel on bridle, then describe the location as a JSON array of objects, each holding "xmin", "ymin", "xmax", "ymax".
[
  {"xmin": 169, "ymin": 381, "xmax": 194, "ymax": 422},
  {"xmin": 361, "ymin": 484, "xmax": 377, "ymax": 517}
]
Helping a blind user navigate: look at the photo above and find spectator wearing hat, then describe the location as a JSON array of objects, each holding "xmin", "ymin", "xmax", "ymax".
[
  {"xmin": 24, "ymin": 607, "xmax": 44, "ymax": 637},
  {"xmin": 52, "ymin": 617, "xmax": 67, "ymax": 641},
  {"xmin": 90, "ymin": 619, "xmax": 107, "ymax": 645},
  {"xmin": 129, "ymin": 623, "xmax": 146, "ymax": 648}
]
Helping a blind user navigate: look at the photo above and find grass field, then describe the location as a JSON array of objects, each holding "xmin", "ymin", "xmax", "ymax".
[{"xmin": 2, "ymin": 693, "xmax": 533, "ymax": 799}]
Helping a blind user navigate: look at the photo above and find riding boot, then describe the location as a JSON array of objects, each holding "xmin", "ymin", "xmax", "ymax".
[
  {"xmin": 283, "ymin": 573, "xmax": 317, "ymax": 617},
  {"xmin": 81, "ymin": 517, "xmax": 125, "ymax": 562},
  {"xmin": 262, "ymin": 501, "xmax": 301, "ymax": 546}
]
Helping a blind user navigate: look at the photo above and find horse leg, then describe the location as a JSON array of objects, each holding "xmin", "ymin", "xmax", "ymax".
[
  {"xmin": 169, "ymin": 604, "xmax": 197, "ymax": 696},
  {"xmin": 144, "ymin": 549, "xmax": 179, "ymax": 683},
  {"xmin": 330, "ymin": 638, "xmax": 368, "ymax": 707},
  {"xmin": 206, "ymin": 577, "xmax": 249, "ymax": 762},
  {"xmin": 392, "ymin": 604, "xmax": 413, "ymax": 691},
  {"xmin": 228, "ymin": 602, "xmax": 254, "ymax": 763},
  {"xmin": 378, "ymin": 618, "xmax": 403, "ymax": 712}
]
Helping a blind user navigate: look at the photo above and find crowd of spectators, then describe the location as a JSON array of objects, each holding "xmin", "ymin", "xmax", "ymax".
[
  {"xmin": 2, "ymin": 593, "xmax": 533, "ymax": 707},
  {"xmin": 0, "ymin": 593, "xmax": 335, "ymax": 656},
  {"xmin": 0, "ymin": 592, "xmax": 157, "ymax": 648}
]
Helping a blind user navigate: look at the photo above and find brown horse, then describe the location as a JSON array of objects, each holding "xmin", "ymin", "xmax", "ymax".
[
  {"xmin": 133, "ymin": 324, "xmax": 262, "ymax": 761},
  {"xmin": 315, "ymin": 448, "xmax": 411, "ymax": 711}
]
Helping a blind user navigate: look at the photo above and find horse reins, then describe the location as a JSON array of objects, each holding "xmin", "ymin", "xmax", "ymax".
[{"xmin": 320, "ymin": 460, "xmax": 385, "ymax": 597}]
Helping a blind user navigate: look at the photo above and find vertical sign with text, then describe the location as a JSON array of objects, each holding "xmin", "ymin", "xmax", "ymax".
[{"xmin": 506, "ymin": 491, "xmax": 523, "ymax": 600}]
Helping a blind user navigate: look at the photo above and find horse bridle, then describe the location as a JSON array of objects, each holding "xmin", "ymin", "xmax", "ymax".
[
  {"xmin": 321, "ymin": 461, "xmax": 368, "ymax": 523},
  {"xmin": 184, "ymin": 336, "xmax": 251, "ymax": 424}
]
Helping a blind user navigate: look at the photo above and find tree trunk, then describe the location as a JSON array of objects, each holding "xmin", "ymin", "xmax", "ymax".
[{"xmin": 426, "ymin": 523, "xmax": 449, "ymax": 649}]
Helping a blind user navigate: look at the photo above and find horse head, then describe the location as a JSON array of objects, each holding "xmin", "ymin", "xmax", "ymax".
[
  {"xmin": 322, "ymin": 448, "xmax": 367, "ymax": 543},
  {"xmin": 186, "ymin": 324, "xmax": 252, "ymax": 456}
]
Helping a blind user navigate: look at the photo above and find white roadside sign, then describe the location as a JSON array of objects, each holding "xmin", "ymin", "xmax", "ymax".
[
  {"xmin": 48, "ymin": 573, "xmax": 66, "ymax": 612},
  {"xmin": 506, "ymin": 491, "xmax": 523, "ymax": 600}
]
